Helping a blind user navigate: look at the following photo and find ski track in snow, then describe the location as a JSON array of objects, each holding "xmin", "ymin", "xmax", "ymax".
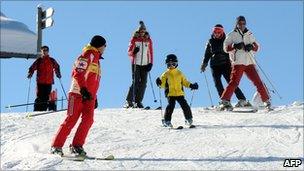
[{"xmin": 1, "ymin": 103, "xmax": 303, "ymax": 170}]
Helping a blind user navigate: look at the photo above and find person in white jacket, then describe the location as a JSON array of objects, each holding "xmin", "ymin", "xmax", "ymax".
[{"xmin": 219, "ymin": 16, "xmax": 271, "ymax": 110}]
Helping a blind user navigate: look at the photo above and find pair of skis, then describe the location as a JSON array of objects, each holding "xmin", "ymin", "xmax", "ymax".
[{"xmin": 62, "ymin": 154, "xmax": 114, "ymax": 161}]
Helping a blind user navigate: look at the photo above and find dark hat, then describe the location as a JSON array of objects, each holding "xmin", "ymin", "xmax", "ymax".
[
  {"xmin": 236, "ymin": 16, "xmax": 246, "ymax": 23},
  {"xmin": 214, "ymin": 24, "xmax": 223, "ymax": 28},
  {"xmin": 90, "ymin": 35, "xmax": 106, "ymax": 48},
  {"xmin": 40, "ymin": 45, "xmax": 49, "ymax": 51},
  {"xmin": 138, "ymin": 21, "xmax": 146, "ymax": 31},
  {"xmin": 165, "ymin": 54, "xmax": 178, "ymax": 63}
]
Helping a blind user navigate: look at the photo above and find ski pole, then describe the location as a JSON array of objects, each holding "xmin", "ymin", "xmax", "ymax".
[
  {"xmin": 248, "ymin": 53, "xmax": 282, "ymax": 99},
  {"xmin": 5, "ymin": 98, "xmax": 67, "ymax": 109},
  {"xmin": 58, "ymin": 78, "xmax": 68, "ymax": 100},
  {"xmin": 132, "ymin": 64, "xmax": 137, "ymax": 107},
  {"xmin": 26, "ymin": 78, "xmax": 31, "ymax": 112},
  {"xmin": 158, "ymin": 86, "xmax": 164, "ymax": 124},
  {"xmin": 148, "ymin": 72, "xmax": 157, "ymax": 103},
  {"xmin": 189, "ymin": 90, "xmax": 196, "ymax": 107},
  {"xmin": 203, "ymin": 72, "xmax": 214, "ymax": 107}
]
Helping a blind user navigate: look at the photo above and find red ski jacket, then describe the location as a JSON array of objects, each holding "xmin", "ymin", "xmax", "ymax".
[
  {"xmin": 128, "ymin": 36, "xmax": 153, "ymax": 65},
  {"xmin": 28, "ymin": 55, "xmax": 61, "ymax": 84},
  {"xmin": 69, "ymin": 45, "xmax": 102, "ymax": 99}
]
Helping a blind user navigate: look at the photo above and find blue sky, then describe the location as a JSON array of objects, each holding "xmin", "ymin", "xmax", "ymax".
[{"xmin": 1, "ymin": 1, "xmax": 303, "ymax": 112}]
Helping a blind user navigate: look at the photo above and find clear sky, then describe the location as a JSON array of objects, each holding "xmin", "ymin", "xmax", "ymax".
[{"xmin": 1, "ymin": 1, "xmax": 303, "ymax": 112}]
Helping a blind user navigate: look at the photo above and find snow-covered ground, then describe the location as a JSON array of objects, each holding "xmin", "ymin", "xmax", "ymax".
[{"xmin": 1, "ymin": 102, "xmax": 303, "ymax": 170}]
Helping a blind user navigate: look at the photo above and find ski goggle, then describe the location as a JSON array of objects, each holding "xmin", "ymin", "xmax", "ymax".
[{"xmin": 167, "ymin": 61, "xmax": 178, "ymax": 68}]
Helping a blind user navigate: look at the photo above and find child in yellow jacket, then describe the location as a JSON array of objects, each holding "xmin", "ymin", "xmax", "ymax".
[{"xmin": 156, "ymin": 54, "xmax": 198, "ymax": 127}]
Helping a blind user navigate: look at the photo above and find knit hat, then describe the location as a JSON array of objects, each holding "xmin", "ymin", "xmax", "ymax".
[
  {"xmin": 138, "ymin": 21, "xmax": 146, "ymax": 31},
  {"xmin": 236, "ymin": 16, "xmax": 246, "ymax": 24},
  {"xmin": 90, "ymin": 35, "xmax": 106, "ymax": 48}
]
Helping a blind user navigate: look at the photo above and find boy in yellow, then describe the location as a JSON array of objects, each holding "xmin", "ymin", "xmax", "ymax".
[{"xmin": 156, "ymin": 54, "xmax": 198, "ymax": 127}]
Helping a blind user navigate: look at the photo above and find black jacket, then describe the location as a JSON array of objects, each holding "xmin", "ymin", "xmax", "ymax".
[{"xmin": 202, "ymin": 34, "xmax": 230, "ymax": 68}]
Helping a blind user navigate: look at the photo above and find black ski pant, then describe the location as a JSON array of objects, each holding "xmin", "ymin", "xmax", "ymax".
[
  {"xmin": 164, "ymin": 96, "xmax": 193, "ymax": 121},
  {"xmin": 211, "ymin": 64, "xmax": 246, "ymax": 100},
  {"xmin": 34, "ymin": 84, "xmax": 52, "ymax": 111},
  {"xmin": 126, "ymin": 64, "xmax": 148, "ymax": 105}
]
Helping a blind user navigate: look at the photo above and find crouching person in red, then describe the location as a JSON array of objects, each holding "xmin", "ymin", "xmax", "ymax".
[{"xmin": 51, "ymin": 35, "xmax": 106, "ymax": 156}]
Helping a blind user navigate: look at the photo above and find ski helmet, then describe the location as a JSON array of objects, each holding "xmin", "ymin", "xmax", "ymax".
[{"xmin": 165, "ymin": 54, "xmax": 178, "ymax": 68}]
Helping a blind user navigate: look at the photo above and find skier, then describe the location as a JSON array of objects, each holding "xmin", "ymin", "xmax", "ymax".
[
  {"xmin": 27, "ymin": 46, "xmax": 61, "ymax": 111},
  {"xmin": 201, "ymin": 24, "xmax": 251, "ymax": 107},
  {"xmin": 156, "ymin": 54, "xmax": 198, "ymax": 127},
  {"xmin": 124, "ymin": 21, "xmax": 153, "ymax": 108},
  {"xmin": 50, "ymin": 35, "xmax": 106, "ymax": 156},
  {"xmin": 219, "ymin": 16, "xmax": 271, "ymax": 110}
]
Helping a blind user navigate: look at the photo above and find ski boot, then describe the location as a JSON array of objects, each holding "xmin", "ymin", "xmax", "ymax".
[
  {"xmin": 185, "ymin": 118, "xmax": 196, "ymax": 128},
  {"xmin": 162, "ymin": 120, "xmax": 173, "ymax": 128},
  {"xmin": 264, "ymin": 100, "xmax": 273, "ymax": 111},
  {"xmin": 219, "ymin": 100, "xmax": 233, "ymax": 111},
  {"xmin": 123, "ymin": 101, "xmax": 133, "ymax": 108},
  {"xmin": 185, "ymin": 118, "xmax": 193, "ymax": 126},
  {"xmin": 69, "ymin": 145, "xmax": 87, "ymax": 157},
  {"xmin": 50, "ymin": 147, "xmax": 64, "ymax": 156},
  {"xmin": 136, "ymin": 102, "xmax": 144, "ymax": 109},
  {"xmin": 235, "ymin": 99, "xmax": 252, "ymax": 108}
]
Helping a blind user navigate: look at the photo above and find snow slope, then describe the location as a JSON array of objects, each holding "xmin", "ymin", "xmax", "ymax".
[{"xmin": 1, "ymin": 103, "xmax": 303, "ymax": 170}]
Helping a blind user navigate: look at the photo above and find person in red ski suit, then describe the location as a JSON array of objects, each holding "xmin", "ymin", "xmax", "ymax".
[
  {"xmin": 219, "ymin": 16, "xmax": 271, "ymax": 110},
  {"xmin": 28, "ymin": 46, "xmax": 61, "ymax": 111},
  {"xmin": 50, "ymin": 35, "xmax": 106, "ymax": 156}
]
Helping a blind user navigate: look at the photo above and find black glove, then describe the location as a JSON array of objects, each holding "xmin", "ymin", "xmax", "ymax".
[
  {"xmin": 56, "ymin": 72, "xmax": 62, "ymax": 79},
  {"xmin": 95, "ymin": 99, "xmax": 98, "ymax": 109},
  {"xmin": 189, "ymin": 82, "xmax": 199, "ymax": 90},
  {"xmin": 233, "ymin": 42, "xmax": 245, "ymax": 50},
  {"xmin": 244, "ymin": 44, "xmax": 254, "ymax": 52},
  {"xmin": 133, "ymin": 47, "xmax": 140, "ymax": 55},
  {"xmin": 80, "ymin": 87, "xmax": 92, "ymax": 101},
  {"xmin": 156, "ymin": 77, "xmax": 162, "ymax": 86},
  {"xmin": 200, "ymin": 63, "xmax": 208, "ymax": 72},
  {"xmin": 146, "ymin": 63, "xmax": 153, "ymax": 72},
  {"xmin": 27, "ymin": 72, "xmax": 33, "ymax": 79}
]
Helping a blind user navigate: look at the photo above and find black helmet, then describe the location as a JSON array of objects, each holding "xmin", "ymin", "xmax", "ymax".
[
  {"xmin": 165, "ymin": 54, "xmax": 178, "ymax": 68},
  {"xmin": 165, "ymin": 54, "xmax": 178, "ymax": 63}
]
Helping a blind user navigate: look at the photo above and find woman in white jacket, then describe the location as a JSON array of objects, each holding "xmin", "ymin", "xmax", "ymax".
[{"xmin": 219, "ymin": 16, "xmax": 271, "ymax": 110}]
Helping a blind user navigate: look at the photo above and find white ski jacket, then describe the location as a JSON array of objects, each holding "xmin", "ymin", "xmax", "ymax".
[{"xmin": 224, "ymin": 28, "xmax": 259, "ymax": 66}]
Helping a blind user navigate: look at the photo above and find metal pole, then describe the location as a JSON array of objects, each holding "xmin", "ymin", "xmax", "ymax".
[
  {"xmin": 189, "ymin": 90, "xmax": 195, "ymax": 107},
  {"xmin": 26, "ymin": 78, "xmax": 32, "ymax": 112},
  {"xmin": 203, "ymin": 72, "xmax": 214, "ymax": 107},
  {"xmin": 37, "ymin": 6, "xmax": 43, "ymax": 53},
  {"xmin": 148, "ymin": 72, "xmax": 157, "ymax": 103},
  {"xmin": 158, "ymin": 87, "xmax": 164, "ymax": 124}
]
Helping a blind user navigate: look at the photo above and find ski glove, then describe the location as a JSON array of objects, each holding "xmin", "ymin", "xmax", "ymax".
[
  {"xmin": 190, "ymin": 82, "xmax": 199, "ymax": 90},
  {"xmin": 146, "ymin": 63, "xmax": 153, "ymax": 72},
  {"xmin": 233, "ymin": 42, "xmax": 245, "ymax": 50},
  {"xmin": 244, "ymin": 44, "xmax": 254, "ymax": 52},
  {"xmin": 156, "ymin": 77, "xmax": 162, "ymax": 86},
  {"xmin": 80, "ymin": 87, "xmax": 92, "ymax": 101},
  {"xmin": 95, "ymin": 99, "xmax": 98, "ymax": 109},
  {"xmin": 133, "ymin": 47, "xmax": 140, "ymax": 55},
  {"xmin": 200, "ymin": 63, "xmax": 208, "ymax": 72}
]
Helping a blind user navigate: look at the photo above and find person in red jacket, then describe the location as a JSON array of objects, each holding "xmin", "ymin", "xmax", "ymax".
[
  {"xmin": 28, "ymin": 46, "xmax": 61, "ymax": 111},
  {"xmin": 50, "ymin": 35, "xmax": 106, "ymax": 156},
  {"xmin": 124, "ymin": 21, "xmax": 153, "ymax": 108}
]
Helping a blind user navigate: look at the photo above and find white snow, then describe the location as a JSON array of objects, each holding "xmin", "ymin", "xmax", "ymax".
[
  {"xmin": 0, "ymin": 12, "xmax": 37, "ymax": 55},
  {"xmin": 1, "ymin": 102, "xmax": 303, "ymax": 170}
]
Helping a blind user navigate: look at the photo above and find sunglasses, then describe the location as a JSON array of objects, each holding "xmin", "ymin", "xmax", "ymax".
[{"xmin": 167, "ymin": 61, "xmax": 178, "ymax": 67}]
